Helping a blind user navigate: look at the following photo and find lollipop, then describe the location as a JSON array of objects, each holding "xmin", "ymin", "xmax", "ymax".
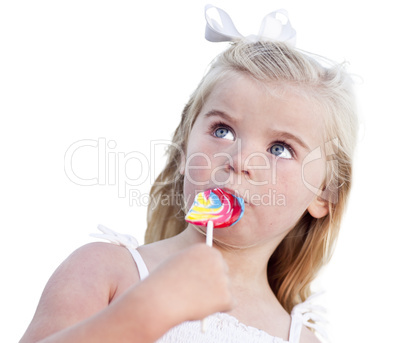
[
  {"xmin": 185, "ymin": 188, "xmax": 244, "ymax": 332},
  {"xmin": 185, "ymin": 188, "xmax": 245, "ymax": 246}
]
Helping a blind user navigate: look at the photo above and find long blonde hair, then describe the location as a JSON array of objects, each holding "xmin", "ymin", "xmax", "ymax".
[{"xmin": 145, "ymin": 40, "xmax": 358, "ymax": 313}]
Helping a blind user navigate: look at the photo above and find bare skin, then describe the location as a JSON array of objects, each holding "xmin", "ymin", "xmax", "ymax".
[{"xmin": 21, "ymin": 74, "xmax": 325, "ymax": 342}]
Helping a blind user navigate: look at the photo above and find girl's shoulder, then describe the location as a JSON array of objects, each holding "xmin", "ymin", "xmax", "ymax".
[
  {"xmin": 67, "ymin": 241, "xmax": 141, "ymax": 298},
  {"xmin": 21, "ymin": 242, "xmax": 140, "ymax": 342},
  {"xmin": 43, "ymin": 241, "xmax": 141, "ymax": 307}
]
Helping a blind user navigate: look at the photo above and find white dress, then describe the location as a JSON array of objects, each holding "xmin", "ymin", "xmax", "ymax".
[{"xmin": 92, "ymin": 225, "xmax": 327, "ymax": 343}]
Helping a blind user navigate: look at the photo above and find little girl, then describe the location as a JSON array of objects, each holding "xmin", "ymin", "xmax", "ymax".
[{"xmin": 20, "ymin": 6, "xmax": 357, "ymax": 343}]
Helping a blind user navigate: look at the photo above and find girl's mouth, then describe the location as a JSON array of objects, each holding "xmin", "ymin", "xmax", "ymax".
[{"xmin": 221, "ymin": 187, "xmax": 250, "ymax": 205}]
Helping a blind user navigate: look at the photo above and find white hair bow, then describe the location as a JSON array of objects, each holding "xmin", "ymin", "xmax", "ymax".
[{"xmin": 205, "ymin": 4, "xmax": 297, "ymax": 46}]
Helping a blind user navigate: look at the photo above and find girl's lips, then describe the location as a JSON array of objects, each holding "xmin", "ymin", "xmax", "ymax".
[{"xmin": 221, "ymin": 187, "xmax": 249, "ymax": 205}]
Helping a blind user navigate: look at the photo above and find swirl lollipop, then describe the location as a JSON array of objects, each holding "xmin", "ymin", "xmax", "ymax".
[
  {"xmin": 185, "ymin": 188, "xmax": 244, "ymax": 332},
  {"xmin": 185, "ymin": 188, "xmax": 245, "ymax": 246}
]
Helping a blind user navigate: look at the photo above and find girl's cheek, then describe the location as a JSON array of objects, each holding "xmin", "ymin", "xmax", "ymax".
[
  {"xmin": 269, "ymin": 164, "xmax": 310, "ymax": 204},
  {"xmin": 300, "ymin": 157, "xmax": 327, "ymax": 194},
  {"xmin": 185, "ymin": 168, "xmax": 209, "ymax": 186},
  {"xmin": 183, "ymin": 152, "xmax": 215, "ymax": 186}
]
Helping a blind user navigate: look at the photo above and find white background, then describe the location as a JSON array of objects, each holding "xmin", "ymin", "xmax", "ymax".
[{"xmin": 1, "ymin": 1, "xmax": 401, "ymax": 342}]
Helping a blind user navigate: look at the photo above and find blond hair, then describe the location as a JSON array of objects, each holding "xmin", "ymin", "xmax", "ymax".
[{"xmin": 145, "ymin": 40, "xmax": 358, "ymax": 313}]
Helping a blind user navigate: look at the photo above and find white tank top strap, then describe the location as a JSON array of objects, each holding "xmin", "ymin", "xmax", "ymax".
[
  {"xmin": 288, "ymin": 313, "xmax": 303, "ymax": 343},
  {"xmin": 91, "ymin": 224, "xmax": 150, "ymax": 280},
  {"xmin": 288, "ymin": 292, "xmax": 328, "ymax": 343},
  {"xmin": 127, "ymin": 246, "xmax": 149, "ymax": 280}
]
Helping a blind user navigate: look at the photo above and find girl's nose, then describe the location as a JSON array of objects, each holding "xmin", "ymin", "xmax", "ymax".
[
  {"xmin": 226, "ymin": 139, "xmax": 270, "ymax": 183},
  {"xmin": 226, "ymin": 163, "xmax": 250, "ymax": 177}
]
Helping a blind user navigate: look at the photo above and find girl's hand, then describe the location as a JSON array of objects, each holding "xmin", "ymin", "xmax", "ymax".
[{"xmin": 143, "ymin": 243, "xmax": 234, "ymax": 323}]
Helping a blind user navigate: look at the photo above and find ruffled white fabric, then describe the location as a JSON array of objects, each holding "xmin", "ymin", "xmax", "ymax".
[
  {"xmin": 290, "ymin": 292, "xmax": 329, "ymax": 342},
  {"xmin": 158, "ymin": 313, "xmax": 287, "ymax": 343},
  {"xmin": 91, "ymin": 225, "xmax": 327, "ymax": 342},
  {"xmin": 91, "ymin": 224, "xmax": 139, "ymax": 249}
]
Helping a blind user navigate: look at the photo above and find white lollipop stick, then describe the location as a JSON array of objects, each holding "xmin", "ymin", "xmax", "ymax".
[
  {"xmin": 201, "ymin": 220, "xmax": 214, "ymax": 333},
  {"xmin": 206, "ymin": 220, "xmax": 214, "ymax": 247}
]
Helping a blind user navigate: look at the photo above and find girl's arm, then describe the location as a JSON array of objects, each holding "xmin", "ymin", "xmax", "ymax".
[{"xmin": 20, "ymin": 243, "xmax": 233, "ymax": 343}]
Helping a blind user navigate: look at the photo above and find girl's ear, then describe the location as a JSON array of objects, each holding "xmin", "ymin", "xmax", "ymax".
[{"xmin": 307, "ymin": 196, "xmax": 329, "ymax": 218}]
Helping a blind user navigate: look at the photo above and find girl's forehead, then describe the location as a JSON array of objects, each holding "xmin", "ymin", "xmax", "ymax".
[
  {"xmin": 197, "ymin": 74, "xmax": 327, "ymax": 144},
  {"xmin": 206, "ymin": 72, "xmax": 313, "ymax": 107},
  {"xmin": 204, "ymin": 74, "xmax": 320, "ymax": 119}
]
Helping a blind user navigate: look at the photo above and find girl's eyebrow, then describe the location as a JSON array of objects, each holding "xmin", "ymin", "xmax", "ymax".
[
  {"xmin": 204, "ymin": 109, "xmax": 238, "ymax": 123},
  {"xmin": 270, "ymin": 130, "xmax": 311, "ymax": 151}
]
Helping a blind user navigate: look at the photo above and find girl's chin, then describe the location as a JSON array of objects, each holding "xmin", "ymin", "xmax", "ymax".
[
  {"xmin": 208, "ymin": 221, "xmax": 291, "ymax": 250},
  {"xmin": 208, "ymin": 225, "xmax": 263, "ymax": 249}
]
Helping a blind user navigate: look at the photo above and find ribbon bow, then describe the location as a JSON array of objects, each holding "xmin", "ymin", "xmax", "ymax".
[{"xmin": 205, "ymin": 4, "xmax": 296, "ymax": 46}]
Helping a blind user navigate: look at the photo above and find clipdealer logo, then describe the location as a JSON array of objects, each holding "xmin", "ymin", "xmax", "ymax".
[{"xmin": 64, "ymin": 137, "xmax": 339, "ymax": 205}]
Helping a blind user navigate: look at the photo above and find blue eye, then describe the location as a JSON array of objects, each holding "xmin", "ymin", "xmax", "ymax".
[
  {"xmin": 269, "ymin": 143, "xmax": 293, "ymax": 159},
  {"xmin": 214, "ymin": 127, "xmax": 235, "ymax": 141}
]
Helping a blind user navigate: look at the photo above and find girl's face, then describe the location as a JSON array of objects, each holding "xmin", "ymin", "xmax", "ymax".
[{"xmin": 182, "ymin": 74, "xmax": 328, "ymax": 248}]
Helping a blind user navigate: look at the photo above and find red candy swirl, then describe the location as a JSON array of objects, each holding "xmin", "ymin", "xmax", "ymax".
[{"xmin": 185, "ymin": 188, "xmax": 244, "ymax": 228}]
